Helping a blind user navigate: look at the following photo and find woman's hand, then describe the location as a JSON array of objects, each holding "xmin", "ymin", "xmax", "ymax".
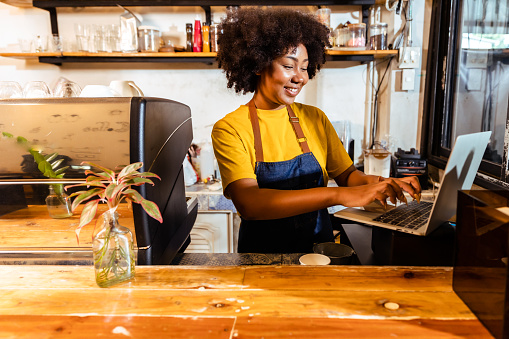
[
  {"xmin": 383, "ymin": 176, "xmax": 422, "ymax": 202},
  {"xmin": 335, "ymin": 179, "xmax": 404, "ymax": 208},
  {"xmin": 334, "ymin": 167, "xmax": 422, "ymax": 208}
]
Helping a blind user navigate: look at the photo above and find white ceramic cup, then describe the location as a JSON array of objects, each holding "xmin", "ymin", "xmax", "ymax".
[
  {"xmin": 109, "ymin": 80, "xmax": 144, "ymax": 97},
  {"xmin": 299, "ymin": 253, "xmax": 331, "ymax": 265},
  {"xmin": 79, "ymin": 85, "xmax": 121, "ymax": 97}
]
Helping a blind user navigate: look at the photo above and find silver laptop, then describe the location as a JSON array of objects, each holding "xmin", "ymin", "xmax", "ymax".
[{"xmin": 334, "ymin": 131, "xmax": 492, "ymax": 236}]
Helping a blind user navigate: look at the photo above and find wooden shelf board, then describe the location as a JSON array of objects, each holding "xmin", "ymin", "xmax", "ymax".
[
  {"xmin": 0, "ymin": 52, "xmax": 61, "ymax": 58},
  {"xmin": 1, "ymin": 50, "xmax": 396, "ymax": 58}
]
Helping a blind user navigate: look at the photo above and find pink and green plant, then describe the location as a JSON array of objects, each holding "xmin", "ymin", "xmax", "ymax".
[{"xmin": 65, "ymin": 161, "xmax": 163, "ymax": 241}]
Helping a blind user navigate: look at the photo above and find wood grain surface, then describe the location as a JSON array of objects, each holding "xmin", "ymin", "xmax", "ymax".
[
  {"xmin": 0, "ymin": 265, "xmax": 494, "ymax": 338},
  {"xmin": 0, "ymin": 204, "xmax": 135, "ymax": 248}
]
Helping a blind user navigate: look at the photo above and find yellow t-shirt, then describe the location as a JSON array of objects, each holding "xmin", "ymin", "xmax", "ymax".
[{"xmin": 211, "ymin": 102, "xmax": 353, "ymax": 195}]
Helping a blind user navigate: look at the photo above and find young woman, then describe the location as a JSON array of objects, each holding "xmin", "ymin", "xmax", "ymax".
[{"xmin": 212, "ymin": 7, "xmax": 421, "ymax": 253}]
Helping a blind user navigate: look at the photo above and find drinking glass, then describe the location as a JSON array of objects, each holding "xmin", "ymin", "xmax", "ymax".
[
  {"xmin": 75, "ymin": 23, "xmax": 89, "ymax": 52},
  {"xmin": 106, "ymin": 24, "xmax": 121, "ymax": 52},
  {"xmin": 50, "ymin": 34, "xmax": 62, "ymax": 52},
  {"xmin": 332, "ymin": 120, "xmax": 351, "ymax": 148},
  {"xmin": 34, "ymin": 35, "xmax": 49, "ymax": 52},
  {"xmin": 54, "ymin": 81, "xmax": 82, "ymax": 97},
  {"xmin": 0, "ymin": 81, "xmax": 23, "ymax": 99},
  {"xmin": 94, "ymin": 25, "xmax": 104, "ymax": 52},
  {"xmin": 18, "ymin": 38, "xmax": 33, "ymax": 53},
  {"xmin": 23, "ymin": 81, "xmax": 52, "ymax": 98},
  {"xmin": 87, "ymin": 24, "xmax": 98, "ymax": 53}
]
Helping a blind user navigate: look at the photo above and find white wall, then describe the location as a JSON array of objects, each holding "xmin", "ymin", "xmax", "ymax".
[{"xmin": 0, "ymin": 2, "xmax": 429, "ymax": 164}]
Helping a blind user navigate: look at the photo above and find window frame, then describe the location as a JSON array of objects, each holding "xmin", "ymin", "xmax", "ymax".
[{"xmin": 421, "ymin": 0, "xmax": 509, "ymax": 190}]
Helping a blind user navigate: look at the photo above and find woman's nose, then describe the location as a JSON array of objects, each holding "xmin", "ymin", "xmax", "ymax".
[{"xmin": 291, "ymin": 72, "xmax": 304, "ymax": 83}]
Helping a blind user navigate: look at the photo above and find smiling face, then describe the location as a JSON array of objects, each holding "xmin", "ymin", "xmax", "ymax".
[{"xmin": 254, "ymin": 44, "xmax": 309, "ymax": 110}]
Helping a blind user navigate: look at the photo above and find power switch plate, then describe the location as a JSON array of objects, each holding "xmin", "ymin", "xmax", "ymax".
[
  {"xmin": 399, "ymin": 46, "xmax": 421, "ymax": 69},
  {"xmin": 401, "ymin": 69, "xmax": 415, "ymax": 91}
]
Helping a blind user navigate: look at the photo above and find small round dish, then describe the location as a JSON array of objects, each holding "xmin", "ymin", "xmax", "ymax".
[{"xmin": 299, "ymin": 253, "xmax": 331, "ymax": 266}]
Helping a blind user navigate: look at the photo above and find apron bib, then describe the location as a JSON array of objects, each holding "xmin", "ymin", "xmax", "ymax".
[{"xmin": 237, "ymin": 100, "xmax": 334, "ymax": 253}]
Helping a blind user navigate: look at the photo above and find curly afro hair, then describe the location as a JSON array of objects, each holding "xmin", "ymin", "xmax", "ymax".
[{"xmin": 217, "ymin": 7, "xmax": 330, "ymax": 94}]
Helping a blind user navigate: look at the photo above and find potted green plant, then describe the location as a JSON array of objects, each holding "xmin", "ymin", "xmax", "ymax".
[
  {"xmin": 66, "ymin": 161, "xmax": 162, "ymax": 287},
  {"xmin": 1, "ymin": 132, "xmax": 72, "ymax": 218}
]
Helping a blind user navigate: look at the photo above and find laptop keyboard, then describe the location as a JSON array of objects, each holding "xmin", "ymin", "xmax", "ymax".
[{"xmin": 373, "ymin": 201, "xmax": 433, "ymax": 230}]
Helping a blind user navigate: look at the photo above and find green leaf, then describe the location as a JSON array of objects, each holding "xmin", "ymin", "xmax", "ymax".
[
  {"xmin": 64, "ymin": 182, "xmax": 105, "ymax": 192},
  {"xmin": 123, "ymin": 189, "xmax": 143, "ymax": 203},
  {"xmin": 30, "ymin": 150, "xmax": 45, "ymax": 164},
  {"xmin": 140, "ymin": 199, "xmax": 163, "ymax": 223},
  {"xmin": 125, "ymin": 177, "xmax": 154, "ymax": 186},
  {"xmin": 2, "ymin": 132, "xmax": 13, "ymax": 138},
  {"xmin": 81, "ymin": 161, "xmax": 115, "ymax": 178},
  {"xmin": 75, "ymin": 200, "xmax": 99, "ymax": 243},
  {"xmin": 44, "ymin": 153, "xmax": 58, "ymax": 162},
  {"xmin": 38, "ymin": 161, "xmax": 52, "ymax": 175},
  {"xmin": 54, "ymin": 166, "xmax": 69, "ymax": 176},
  {"xmin": 70, "ymin": 188, "xmax": 103, "ymax": 211},
  {"xmin": 50, "ymin": 158, "xmax": 64, "ymax": 169},
  {"xmin": 104, "ymin": 183, "xmax": 116, "ymax": 200},
  {"xmin": 43, "ymin": 169, "xmax": 56, "ymax": 178},
  {"xmin": 16, "ymin": 136, "xmax": 28, "ymax": 144},
  {"xmin": 110, "ymin": 183, "xmax": 128, "ymax": 200},
  {"xmin": 118, "ymin": 162, "xmax": 143, "ymax": 179},
  {"xmin": 137, "ymin": 171, "xmax": 161, "ymax": 179}
]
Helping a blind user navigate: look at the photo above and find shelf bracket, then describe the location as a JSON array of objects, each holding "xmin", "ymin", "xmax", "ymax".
[
  {"xmin": 48, "ymin": 7, "xmax": 59, "ymax": 36},
  {"xmin": 201, "ymin": 6, "xmax": 211, "ymax": 25},
  {"xmin": 361, "ymin": 5, "xmax": 371, "ymax": 46}
]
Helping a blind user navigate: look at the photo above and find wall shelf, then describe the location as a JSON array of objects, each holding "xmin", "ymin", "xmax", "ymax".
[
  {"xmin": 0, "ymin": 50, "xmax": 397, "ymax": 65},
  {"xmin": 27, "ymin": 0, "xmax": 375, "ymax": 37},
  {"xmin": 1, "ymin": 0, "xmax": 386, "ymax": 64}
]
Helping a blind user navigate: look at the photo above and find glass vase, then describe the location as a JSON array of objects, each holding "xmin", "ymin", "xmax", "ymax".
[
  {"xmin": 93, "ymin": 209, "xmax": 135, "ymax": 287},
  {"xmin": 45, "ymin": 184, "xmax": 72, "ymax": 218}
]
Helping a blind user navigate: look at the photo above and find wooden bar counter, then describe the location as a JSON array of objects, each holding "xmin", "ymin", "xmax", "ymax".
[{"xmin": 0, "ymin": 265, "xmax": 493, "ymax": 338}]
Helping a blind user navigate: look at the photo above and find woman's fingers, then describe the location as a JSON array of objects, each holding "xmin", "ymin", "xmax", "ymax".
[
  {"xmin": 389, "ymin": 176, "xmax": 422, "ymax": 200},
  {"xmin": 374, "ymin": 192, "xmax": 388, "ymax": 209},
  {"xmin": 379, "ymin": 178, "xmax": 405, "ymax": 204}
]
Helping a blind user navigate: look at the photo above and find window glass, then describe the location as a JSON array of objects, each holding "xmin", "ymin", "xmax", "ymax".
[{"xmin": 449, "ymin": 0, "xmax": 509, "ymax": 165}]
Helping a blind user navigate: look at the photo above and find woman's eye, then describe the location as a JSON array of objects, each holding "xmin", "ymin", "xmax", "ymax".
[{"xmin": 283, "ymin": 65, "xmax": 293, "ymax": 69}]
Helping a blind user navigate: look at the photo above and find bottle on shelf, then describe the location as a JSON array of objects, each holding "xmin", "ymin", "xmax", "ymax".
[
  {"xmin": 193, "ymin": 18, "xmax": 202, "ymax": 52},
  {"xmin": 185, "ymin": 23, "xmax": 193, "ymax": 52},
  {"xmin": 202, "ymin": 23, "xmax": 210, "ymax": 53}
]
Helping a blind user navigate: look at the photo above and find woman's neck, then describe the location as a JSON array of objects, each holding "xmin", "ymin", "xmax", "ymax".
[{"xmin": 252, "ymin": 93, "xmax": 285, "ymax": 110}]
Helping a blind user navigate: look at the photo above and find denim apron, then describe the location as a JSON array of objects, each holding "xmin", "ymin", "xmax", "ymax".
[{"xmin": 237, "ymin": 100, "xmax": 334, "ymax": 253}]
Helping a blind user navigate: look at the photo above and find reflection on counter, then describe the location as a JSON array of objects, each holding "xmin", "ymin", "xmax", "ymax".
[{"xmin": 171, "ymin": 253, "xmax": 305, "ymax": 266}]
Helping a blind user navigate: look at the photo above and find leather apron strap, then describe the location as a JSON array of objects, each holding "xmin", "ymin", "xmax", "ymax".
[
  {"xmin": 286, "ymin": 104, "xmax": 311, "ymax": 154},
  {"xmin": 248, "ymin": 100, "xmax": 265, "ymax": 163},
  {"xmin": 248, "ymin": 99, "xmax": 311, "ymax": 162}
]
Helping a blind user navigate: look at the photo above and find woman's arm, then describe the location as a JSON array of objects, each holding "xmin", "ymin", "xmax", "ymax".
[
  {"xmin": 226, "ymin": 172, "xmax": 420, "ymax": 221},
  {"xmin": 335, "ymin": 164, "xmax": 422, "ymax": 201}
]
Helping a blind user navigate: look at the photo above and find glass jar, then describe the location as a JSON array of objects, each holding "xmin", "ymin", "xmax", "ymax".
[
  {"xmin": 316, "ymin": 7, "xmax": 331, "ymax": 28},
  {"xmin": 369, "ymin": 23, "xmax": 388, "ymax": 50},
  {"xmin": 93, "ymin": 209, "xmax": 135, "ymax": 287},
  {"xmin": 45, "ymin": 184, "xmax": 72, "ymax": 219},
  {"xmin": 138, "ymin": 26, "xmax": 161, "ymax": 52},
  {"xmin": 347, "ymin": 23, "xmax": 366, "ymax": 47}
]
